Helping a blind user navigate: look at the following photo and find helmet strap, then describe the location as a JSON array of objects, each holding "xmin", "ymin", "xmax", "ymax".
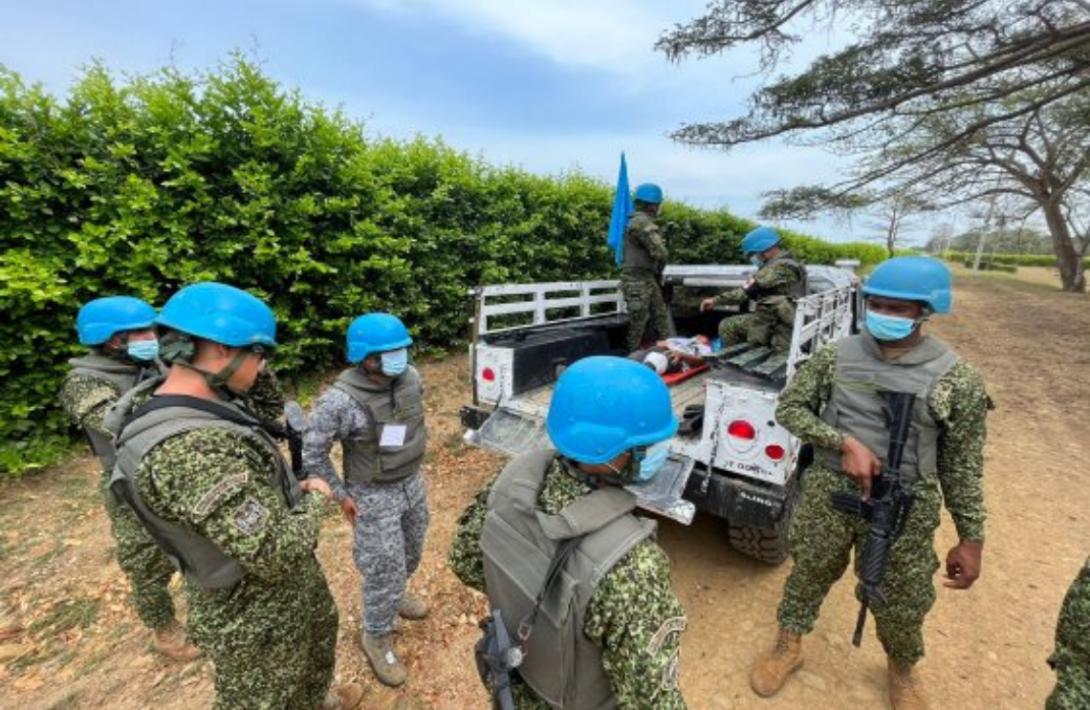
[{"xmin": 176, "ymin": 350, "xmax": 251, "ymax": 398}]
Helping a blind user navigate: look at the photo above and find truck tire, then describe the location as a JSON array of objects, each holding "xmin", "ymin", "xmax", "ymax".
[{"xmin": 727, "ymin": 521, "xmax": 790, "ymax": 564}]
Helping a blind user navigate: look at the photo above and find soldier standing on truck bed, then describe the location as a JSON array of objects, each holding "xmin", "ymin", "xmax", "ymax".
[
  {"xmin": 621, "ymin": 183, "xmax": 671, "ymax": 351},
  {"xmin": 449, "ymin": 356, "xmax": 689, "ymax": 710},
  {"xmin": 60, "ymin": 296, "xmax": 200, "ymax": 662},
  {"xmin": 699, "ymin": 226, "xmax": 806, "ymax": 353},
  {"xmin": 748, "ymin": 257, "xmax": 992, "ymax": 710},
  {"xmin": 1047, "ymin": 556, "xmax": 1090, "ymax": 709},
  {"xmin": 303, "ymin": 312, "xmax": 431, "ymax": 688}
]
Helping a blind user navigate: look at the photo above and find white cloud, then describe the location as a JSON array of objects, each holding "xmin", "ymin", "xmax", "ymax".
[{"xmin": 351, "ymin": 0, "xmax": 706, "ymax": 74}]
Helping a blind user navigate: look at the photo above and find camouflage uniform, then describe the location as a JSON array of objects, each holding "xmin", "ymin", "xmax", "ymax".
[
  {"xmin": 621, "ymin": 212, "xmax": 671, "ymax": 351},
  {"xmin": 449, "ymin": 460, "xmax": 688, "ymax": 710},
  {"xmin": 773, "ymin": 339, "xmax": 990, "ymax": 666},
  {"xmin": 716, "ymin": 251, "xmax": 804, "ymax": 352},
  {"xmin": 60, "ymin": 358, "xmax": 177, "ymax": 631},
  {"xmin": 1047, "ymin": 557, "xmax": 1090, "ymax": 710},
  {"xmin": 303, "ymin": 383, "xmax": 430, "ymax": 636},
  {"xmin": 124, "ymin": 378, "xmax": 338, "ymax": 710}
]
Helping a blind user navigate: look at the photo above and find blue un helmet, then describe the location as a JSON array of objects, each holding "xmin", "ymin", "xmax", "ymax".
[
  {"xmin": 740, "ymin": 226, "xmax": 782, "ymax": 256},
  {"xmin": 633, "ymin": 183, "xmax": 663, "ymax": 205},
  {"xmin": 546, "ymin": 356, "xmax": 678, "ymax": 465},
  {"xmin": 862, "ymin": 256, "xmax": 952, "ymax": 314},
  {"xmin": 155, "ymin": 282, "xmax": 278, "ymax": 348},
  {"xmin": 76, "ymin": 296, "xmax": 157, "ymax": 346},
  {"xmin": 347, "ymin": 313, "xmax": 413, "ymax": 363}
]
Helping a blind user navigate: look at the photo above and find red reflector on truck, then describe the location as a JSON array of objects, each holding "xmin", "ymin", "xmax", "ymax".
[
  {"xmin": 727, "ymin": 420, "xmax": 756, "ymax": 440},
  {"xmin": 765, "ymin": 444, "xmax": 785, "ymax": 461}
]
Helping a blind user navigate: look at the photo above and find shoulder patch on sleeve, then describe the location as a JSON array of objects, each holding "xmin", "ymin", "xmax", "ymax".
[
  {"xmin": 646, "ymin": 615, "xmax": 687, "ymax": 656},
  {"xmin": 192, "ymin": 473, "xmax": 250, "ymax": 520},
  {"xmin": 232, "ymin": 497, "xmax": 269, "ymax": 535}
]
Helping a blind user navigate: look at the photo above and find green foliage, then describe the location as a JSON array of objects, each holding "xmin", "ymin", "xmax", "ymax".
[
  {"xmin": 0, "ymin": 57, "xmax": 878, "ymax": 476},
  {"xmin": 942, "ymin": 251, "xmax": 1090, "ymax": 268}
]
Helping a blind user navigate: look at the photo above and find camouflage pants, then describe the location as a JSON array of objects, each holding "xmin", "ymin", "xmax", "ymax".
[
  {"xmin": 718, "ymin": 305, "xmax": 793, "ymax": 353},
  {"xmin": 349, "ymin": 470, "xmax": 430, "ymax": 635},
  {"xmin": 1047, "ymin": 559, "xmax": 1090, "ymax": 710},
  {"xmin": 777, "ymin": 464, "xmax": 942, "ymax": 665},
  {"xmin": 187, "ymin": 556, "xmax": 339, "ymax": 710},
  {"xmin": 103, "ymin": 479, "xmax": 177, "ymax": 630},
  {"xmin": 622, "ymin": 276, "xmax": 671, "ymax": 352}
]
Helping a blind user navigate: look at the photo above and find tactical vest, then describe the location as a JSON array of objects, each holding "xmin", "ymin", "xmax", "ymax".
[
  {"xmin": 109, "ymin": 397, "xmax": 300, "ymax": 589},
  {"xmin": 65, "ymin": 354, "xmax": 163, "ymax": 471},
  {"xmin": 332, "ymin": 366, "xmax": 428, "ymax": 484},
  {"xmin": 621, "ymin": 213, "xmax": 658, "ymax": 274},
  {"xmin": 481, "ymin": 449, "xmax": 657, "ymax": 710},
  {"xmin": 760, "ymin": 252, "xmax": 808, "ymax": 301},
  {"xmin": 816, "ymin": 334, "xmax": 960, "ymax": 484}
]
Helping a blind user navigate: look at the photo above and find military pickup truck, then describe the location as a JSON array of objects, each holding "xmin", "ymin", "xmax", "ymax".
[{"xmin": 460, "ymin": 263, "xmax": 861, "ymax": 563}]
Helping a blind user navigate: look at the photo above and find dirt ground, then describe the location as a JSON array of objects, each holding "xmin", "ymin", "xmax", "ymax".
[{"xmin": 1, "ymin": 268, "xmax": 1087, "ymax": 710}]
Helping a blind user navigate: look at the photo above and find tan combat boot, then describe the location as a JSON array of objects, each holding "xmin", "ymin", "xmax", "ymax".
[
  {"xmin": 888, "ymin": 659, "xmax": 929, "ymax": 710},
  {"xmin": 362, "ymin": 632, "xmax": 408, "ymax": 687},
  {"xmin": 749, "ymin": 627, "xmax": 803, "ymax": 698},
  {"xmin": 399, "ymin": 594, "xmax": 429, "ymax": 621},
  {"xmin": 151, "ymin": 621, "xmax": 202, "ymax": 662},
  {"xmin": 318, "ymin": 682, "xmax": 364, "ymax": 710}
]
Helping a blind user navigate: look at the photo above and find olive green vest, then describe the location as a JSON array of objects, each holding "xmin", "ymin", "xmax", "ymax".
[
  {"xmin": 621, "ymin": 212, "xmax": 658, "ymax": 275},
  {"xmin": 332, "ymin": 366, "xmax": 428, "ymax": 484},
  {"xmin": 762, "ymin": 251, "xmax": 808, "ymax": 300},
  {"xmin": 481, "ymin": 449, "xmax": 657, "ymax": 710},
  {"xmin": 816, "ymin": 333, "xmax": 960, "ymax": 484},
  {"xmin": 109, "ymin": 397, "xmax": 300, "ymax": 589},
  {"xmin": 65, "ymin": 354, "xmax": 163, "ymax": 471}
]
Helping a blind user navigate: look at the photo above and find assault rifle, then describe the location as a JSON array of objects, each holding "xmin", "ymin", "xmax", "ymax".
[
  {"xmin": 830, "ymin": 390, "xmax": 917, "ymax": 647},
  {"xmin": 283, "ymin": 401, "xmax": 309, "ymax": 481},
  {"xmin": 474, "ymin": 609, "xmax": 520, "ymax": 710}
]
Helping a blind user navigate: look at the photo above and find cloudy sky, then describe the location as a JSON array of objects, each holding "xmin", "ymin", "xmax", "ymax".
[{"xmin": 1, "ymin": 0, "xmax": 888, "ymax": 243}]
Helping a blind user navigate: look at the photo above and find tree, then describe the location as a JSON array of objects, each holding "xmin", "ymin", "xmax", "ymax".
[
  {"xmin": 659, "ymin": 0, "xmax": 1090, "ymax": 290},
  {"xmin": 760, "ymin": 188, "xmax": 931, "ymax": 257}
]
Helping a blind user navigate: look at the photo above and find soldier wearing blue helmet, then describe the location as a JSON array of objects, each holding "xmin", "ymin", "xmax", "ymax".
[
  {"xmin": 60, "ymin": 296, "xmax": 200, "ymax": 661},
  {"xmin": 109, "ymin": 283, "xmax": 363, "ymax": 710},
  {"xmin": 450, "ymin": 357, "xmax": 689, "ymax": 709},
  {"xmin": 621, "ymin": 183, "xmax": 672, "ymax": 351},
  {"xmin": 700, "ymin": 226, "xmax": 807, "ymax": 352},
  {"xmin": 750, "ymin": 257, "xmax": 992, "ymax": 710},
  {"xmin": 303, "ymin": 312, "xmax": 431, "ymax": 687}
]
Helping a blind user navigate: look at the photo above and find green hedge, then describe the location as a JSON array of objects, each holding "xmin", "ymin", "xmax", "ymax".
[
  {"xmin": 942, "ymin": 251, "xmax": 1090, "ymax": 268},
  {"xmin": 0, "ymin": 58, "xmax": 887, "ymax": 475}
]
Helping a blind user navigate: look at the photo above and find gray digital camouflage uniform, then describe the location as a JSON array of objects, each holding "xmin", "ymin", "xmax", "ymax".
[
  {"xmin": 1047, "ymin": 557, "xmax": 1090, "ymax": 710},
  {"xmin": 449, "ymin": 460, "xmax": 688, "ymax": 710},
  {"xmin": 773, "ymin": 339, "xmax": 990, "ymax": 666},
  {"xmin": 303, "ymin": 381, "xmax": 430, "ymax": 636},
  {"xmin": 60, "ymin": 357, "xmax": 177, "ymax": 631}
]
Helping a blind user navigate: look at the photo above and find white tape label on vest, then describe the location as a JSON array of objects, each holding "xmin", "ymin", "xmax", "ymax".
[{"xmin": 380, "ymin": 424, "xmax": 407, "ymax": 448}]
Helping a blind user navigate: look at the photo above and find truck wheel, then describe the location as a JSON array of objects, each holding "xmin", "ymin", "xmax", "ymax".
[{"xmin": 727, "ymin": 521, "xmax": 790, "ymax": 565}]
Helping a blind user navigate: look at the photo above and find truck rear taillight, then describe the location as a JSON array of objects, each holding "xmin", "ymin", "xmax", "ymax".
[
  {"xmin": 482, "ymin": 367, "xmax": 496, "ymax": 382},
  {"xmin": 727, "ymin": 420, "xmax": 756, "ymax": 440},
  {"xmin": 764, "ymin": 444, "xmax": 785, "ymax": 461}
]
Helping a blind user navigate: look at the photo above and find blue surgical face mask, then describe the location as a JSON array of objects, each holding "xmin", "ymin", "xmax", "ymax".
[
  {"xmin": 865, "ymin": 310, "xmax": 917, "ymax": 342},
  {"xmin": 380, "ymin": 348, "xmax": 409, "ymax": 376},
  {"xmin": 633, "ymin": 442, "xmax": 670, "ymax": 484},
  {"xmin": 749, "ymin": 256, "xmax": 763, "ymax": 267},
  {"xmin": 127, "ymin": 339, "xmax": 160, "ymax": 362}
]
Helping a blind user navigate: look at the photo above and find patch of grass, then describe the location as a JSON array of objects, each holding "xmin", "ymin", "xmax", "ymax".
[
  {"xmin": 43, "ymin": 691, "xmax": 82, "ymax": 710},
  {"xmin": 29, "ymin": 597, "xmax": 101, "ymax": 637}
]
